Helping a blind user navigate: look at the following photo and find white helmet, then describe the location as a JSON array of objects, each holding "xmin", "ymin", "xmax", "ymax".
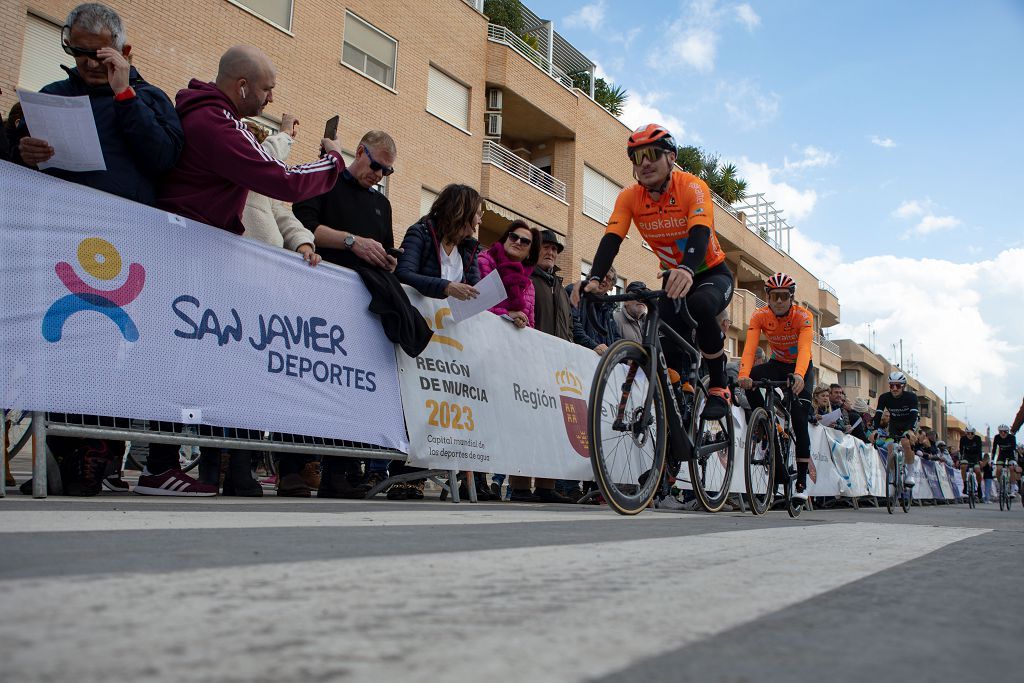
[
  {"xmin": 998, "ymin": 424, "xmax": 1010, "ymax": 432},
  {"xmin": 888, "ymin": 371, "xmax": 907, "ymax": 385},
  {"xmin": 966, "ymin": 426, "xmax": 976, "ymax": 434}
]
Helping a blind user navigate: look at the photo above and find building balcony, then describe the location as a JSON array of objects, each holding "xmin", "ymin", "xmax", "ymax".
[
  {"xmin": 817, "ymin": 280, "xmax": 840, "ymax": 326},
  {"xmin": 815, "ymin": 334, "xmax": 843, "ymax": 373},
  {"xmin": 480, "ymin": 139, "xmax": 569, "ymax": 234},
  {"xmin": 728, "ymin": 288, "xmax": 766, "ymax": 333}
]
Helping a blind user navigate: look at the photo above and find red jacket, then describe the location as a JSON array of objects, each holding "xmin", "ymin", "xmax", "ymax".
[{"xmin": 158, "ymin": 80, "xmax": 342, "ymax": 234}]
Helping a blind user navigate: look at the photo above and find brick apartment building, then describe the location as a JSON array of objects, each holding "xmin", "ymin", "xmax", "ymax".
[{"xmin": 3, "ymin": 0, "xmax": 846, "ymax": 381}]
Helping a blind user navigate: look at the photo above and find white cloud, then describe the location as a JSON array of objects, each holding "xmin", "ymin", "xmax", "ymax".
[
  {"xmin": 735, "ymin": 3, "xmax": 761, "ymax": 31},
  {"xmin": 564, "ymin": 1, "xmax": 607, "ymax": 32},
  {"xmin": 618, "ymin": 91, "xmax": 692, "ymax": 145},
  {"xmin": 784, "ymin": 145, "xmax": 837, "ymax": 171},
  {"xmin": 720, "ymin": 79, "xmax": 780, "ymax": 130},
  {"xmin": 736, "ymin": 157, "xmax": 818, "ymax": 221},
  {"xmin": 892, "ymin": 198, "xmax": 961, "ymax": 238},
  {"xmin": 789, "ymin": 229, "xmax": 1024, "ymax": 431},
  {"xmin": 666, "ymin": 30, "xmax": 718, "ymax": 72},
  {"xmin": 871, "ymin": 135, "xmax": 897, "ymax": 148}
]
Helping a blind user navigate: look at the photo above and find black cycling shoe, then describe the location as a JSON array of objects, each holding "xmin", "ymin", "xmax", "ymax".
[{"xmin": 700, "ymin": 393, "xmax": 730, "ymax": 420}]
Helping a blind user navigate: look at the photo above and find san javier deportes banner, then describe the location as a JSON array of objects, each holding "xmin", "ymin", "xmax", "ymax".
[
  {"xmin": 398, "ymin": 290, "xmax": 600, "ymax": 480},
  {"xmin": 0, "ymin": 162, "xmax": 407, "ymax": 451}
]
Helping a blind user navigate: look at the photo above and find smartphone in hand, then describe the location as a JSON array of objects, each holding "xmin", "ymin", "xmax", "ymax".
[{"xmin": 320, "ymin": 115, "xmax": 340, "ymax": 156}]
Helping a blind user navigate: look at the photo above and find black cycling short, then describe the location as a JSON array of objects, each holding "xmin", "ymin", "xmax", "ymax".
[{"xmin": 658, "ymin": 261, "xmax": 733, "ymax": 369}]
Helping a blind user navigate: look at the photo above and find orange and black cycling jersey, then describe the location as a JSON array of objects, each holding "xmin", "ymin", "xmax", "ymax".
[
  {"xmin": 606, "ymin": 169, "xmax": 726, "ymax": 273},
  {"xmin": 738, "ymin": 304, "xmax": 814, "ymax": 378}
]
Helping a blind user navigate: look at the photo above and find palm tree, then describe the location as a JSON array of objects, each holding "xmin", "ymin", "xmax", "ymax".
[{"xmin": 675, "ymin": 146, "xmax": 747, "ymax": 203}]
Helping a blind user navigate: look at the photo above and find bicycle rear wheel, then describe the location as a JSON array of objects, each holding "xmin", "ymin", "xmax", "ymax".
[
  {"xmin": 589, "ymin": 341, "xmax": 667, "ymax": 515},
  {"xmin": 744, "ymin": 408, "xmax": 774, "ymax": 515},
  {"xmin": 688, "ymin": 380, "xmax": 735, "ymax": 512}
]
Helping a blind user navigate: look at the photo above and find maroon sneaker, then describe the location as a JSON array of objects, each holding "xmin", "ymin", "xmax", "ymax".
[{"xmin": 135, "ymin": 469, "xmax": 217, "ymax": 496}]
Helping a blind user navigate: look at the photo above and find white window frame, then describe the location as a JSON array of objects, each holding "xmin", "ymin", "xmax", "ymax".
[
  {"xmin": 426, "ymin": 64, "xmax": 471, "ymax": 133},
  {"xmin": 18, "ymin": 13, "xmax": 74, "ymax": 92},
  {"xmin": 583, "ymin": 164, "xmax": 622, "ymax": 225},
  {"xmin": 420, "ymin": 187, "xmax": 439, "ymax": 219},
  {"xmin": 225, "ymin": 0, "xmax": 294, "ymax": 34},
  {"xmin": 341, "ymin": 11, "xmax": 398, "ymax": 91}
]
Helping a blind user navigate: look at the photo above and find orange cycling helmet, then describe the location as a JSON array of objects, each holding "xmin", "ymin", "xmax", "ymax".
[
  {"xmin": 764, "ymin": 272, "xmax": 796, "ymax": 293},
  {"xmin": 627, "ymin": 123, "xmax": 676, "ymax": 153}
]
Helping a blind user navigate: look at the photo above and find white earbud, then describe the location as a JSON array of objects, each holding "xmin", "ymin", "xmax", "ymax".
[{"xmin": 240, "ymin": 86, "xmax": 247, "ymax": 99}]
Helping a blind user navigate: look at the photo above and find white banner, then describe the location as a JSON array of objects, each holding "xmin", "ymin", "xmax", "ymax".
[
  {"xmin": 398, "ymin": 290, "xmax": 599, "ymax": 479},
  {"xmin": 0, "ymin": 161, "xmax": 407, "ymax": 451}
]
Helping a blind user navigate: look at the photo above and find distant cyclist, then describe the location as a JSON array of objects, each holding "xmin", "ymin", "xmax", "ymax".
[
  {"xmin": 991, "ymin": 424, "xmax": 1020, "ymax": 497},
  {"xmin": 573, "ymin": 123, "xmax": 734, "ymax": 419},
  {"xmin": 872, "ymin": 371, "xmax": 920, "ymax": 487},
  {"xmin": 959, "ymin": 426, "xmax": 983, "ymax": 495},
  {"xmin": 737, "ymin": 273, "xmax": 814, "ymax": 502}
]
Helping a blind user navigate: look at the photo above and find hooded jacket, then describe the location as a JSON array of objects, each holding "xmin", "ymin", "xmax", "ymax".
[
  {"xmin": 158, "ymin": 80, "xmax": 342, "ymax": 233},
  {"xmin": 12, "ymin": 65, "xmax": 182, "ymax": 206},
  {"xmin": 395, "ymin": 218, "xmax": 481, "ymax": 299},
  {"xmin": 478, "ymin": 242, "xmax": 535, "ymax": 327},
  {"xmin": 240, "ymin": 132, "xmax": 315, "ymax": 251}
]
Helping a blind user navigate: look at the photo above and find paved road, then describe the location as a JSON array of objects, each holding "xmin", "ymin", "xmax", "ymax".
[{"xmin": 1, "ymin": 488, "xmax": 1021, "ymax": 683}]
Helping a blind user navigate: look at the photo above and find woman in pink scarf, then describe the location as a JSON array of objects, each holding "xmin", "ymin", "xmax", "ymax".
[{"xmin": 477, "ymin": 220, "xmax": 540, "ymax": 329}]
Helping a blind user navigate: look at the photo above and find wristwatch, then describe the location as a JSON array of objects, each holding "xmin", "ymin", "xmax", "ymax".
[{"xmin": 343, "ymin": 234, "xmax": 356, "ymax": 250}]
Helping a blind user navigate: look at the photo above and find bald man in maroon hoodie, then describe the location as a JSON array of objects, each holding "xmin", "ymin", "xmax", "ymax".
[{"xmin": 159, "ymin": 45, "xmax": 343, "ymax": 234}]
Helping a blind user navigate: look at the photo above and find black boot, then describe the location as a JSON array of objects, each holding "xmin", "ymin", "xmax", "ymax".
[
  {"xmin": 198, "ymin": 449, "xmax": 221, "ymax": 487},
  {"xmin": 222, "ymin": 450, "xmax": 263, "ymax": 497}
]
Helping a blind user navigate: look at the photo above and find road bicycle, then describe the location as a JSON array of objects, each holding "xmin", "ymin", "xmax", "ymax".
[
  {"xmin": 586, "ymin": 288, "xmax": 734, "ymax": 515},
  {"xmin": 997, "ymin": 460, "xmax": 1016, "ymax": 511},
  {"xmin": 963, "ymin": 465, "xmax": 977, "ymax": 509},
  {"xmin": 886, "ymin": 446, "xmax": 912, "ymax": 514},
  {"xmin": 742, "ymin": 378, "xmax": 803, "ymax": 518}
]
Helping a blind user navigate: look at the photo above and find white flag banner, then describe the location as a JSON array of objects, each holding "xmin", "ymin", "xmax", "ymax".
[
  {"xmin": 0, "ymin": 161, "xmax": 408, "ymax": 451},
  {"xmin": 398, "ymin": 289, "xmax": 599, "ymax": 479}
]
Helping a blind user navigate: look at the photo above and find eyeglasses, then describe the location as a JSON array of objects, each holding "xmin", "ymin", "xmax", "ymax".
[
  {"xmin": 629, "ymin": 146, "xmax": 667, "ymax": 166},
  {"xmin": 61, "ymin": 26, "xmax": 101, "ymax": 60},
  {"xmin": 767, "ymin": 291, "xmax": 792, "ymax": 302},
  {"xmin": 889, "ymin": 383, "xmax": 904, "ymax": 389},
  {"xmin": 362, "ymin": 146, "xmax": 394, "ymax": 176},
  {"xmin": 506, "ymin": 232, "xmax": 532, "ymax": 246}
]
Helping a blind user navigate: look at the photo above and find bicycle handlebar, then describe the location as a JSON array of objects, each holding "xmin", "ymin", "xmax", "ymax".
[{"xmin": 581, "ymin": 288, "xmax": 698, "ymax": 328}]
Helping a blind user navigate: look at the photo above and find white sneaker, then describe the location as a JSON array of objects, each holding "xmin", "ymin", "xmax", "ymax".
[
  {"xmin": 654, "ymin": 495, "xmax": 687, "ymax": 510},
  {"xmin": 792, "ymin": 487, "xmax": 807, "ymax": 503},
  {"xmin": 903, "ymin": 471, "xmax": 916, "ymax": 487}
]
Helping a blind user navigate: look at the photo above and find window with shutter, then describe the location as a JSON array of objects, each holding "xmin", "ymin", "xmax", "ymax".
[
  {"xmin": 228, "ymin": 1, "xmax": 293, "ymax": 30},
  {"xmin": 18, "ymin": 14, "xmax": 74, "ymax": 92},
  {"xmin": 582, "ymin": 165, "xmax": 623, "ymax": 225},
  {"xmin": 426, "ymin": 66, "xmax": 470, "ymax": 132},
  {"xmin": 342, "ymin": 12, "xmax": 397, "ymax": 89},
  {"xmin": 420, "ymin": 187, "xmax": 438, "ymax": 218}
]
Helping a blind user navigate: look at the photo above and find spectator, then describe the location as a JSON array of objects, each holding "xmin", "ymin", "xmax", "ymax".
[
  {"xmin": 935, "ymin": 441, "xmax": 953, "ymax": 467},
  {"xmin": 613, "ymin": 281, "xmax": 649, "ymax": 344},
  {"xmin": 396, "ymin": 183, "xmax": 482, "ymax": 300},
  {"xmin": 148, "ymin": 44, "xmax": 344, "ymax": 498},
  {"xmin": 567, "ymin": 267, "xmax": 618, "ymax": 354},
  {"xmin": 828, "ymin": 384, "xmax": 851, "ymax": 431},
  {"xmin": 478, "ymin": 220, "xmax": 539, "ymax": 329},
  {"xmin": 292, "ymin": 129, "xmax": 401, "ymax": 499},
  {"xmin": 717, "ymin": 310, "xmax": 731, "ymax": 337},
  {"xmin": 505, "ymin": 229, "xmax": 574, "ymax": 504},
  {"xmin": 159, "ymin": 44, "xmax": 343, "ymax": 233},
  {"xmin": 849, "ymin": 397, "xmax": 871, "ymax": 443},
  {"xmin": 393, "ymin": 184, "xmax": 484, "ymax": 500},
  {"xmin": 810, "ymin": 384, "xmax": 831, "ymax": 423},
  {"xmin": 241, "ymin": 117, "xmax": 320, "ymax": 266},
  {"xmin": 12, "ymin": 3, "xmax": 183, "ymax": 496},
  {"xmin": 239, "ymin": 116, "xmax": 322, "ymax": 497},
  {"xmin": 14, "ymin": 3, "xmax": 183, "ymax": 205}
]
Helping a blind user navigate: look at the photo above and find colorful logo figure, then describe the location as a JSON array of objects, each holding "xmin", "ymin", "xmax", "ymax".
[
  {"xmin": 557, "ymin": 369, "xmax": 590, "ymax": 458},
  {"xmin": 42, "ymin": 237, "xmax": 146, "ymax": 342},
  {"xmin": 425, "ymin": 307, "xmax": 462, "ymax": 351}
]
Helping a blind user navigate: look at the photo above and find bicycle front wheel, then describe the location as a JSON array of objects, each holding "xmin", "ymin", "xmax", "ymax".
[
  {"xmin": 687, "ymin": 380, "xmax": 735, "ymax": 512},
  {"xmin": 900, "ymin": 465, "xmax": 911, "ymax": 513},
  {"xmin": 589, "ymin": 341, "xmax": 667, "ymax": 515},
  {"xmin": 744, "ymin": 407, "xmax": 774, "ymax": 515},
  {"xmin": 885, "ymin": 456, "xmax": 897, "ymax": 514}
]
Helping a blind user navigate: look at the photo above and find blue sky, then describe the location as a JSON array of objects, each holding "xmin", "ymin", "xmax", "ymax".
[{"xmin": 540, "ymin": 0, "xmax": 1024, "ymax": 436}]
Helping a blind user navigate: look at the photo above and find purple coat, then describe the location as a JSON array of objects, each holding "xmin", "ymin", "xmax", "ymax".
[{"xmin": 478, "ymin": 242, "xmax": 535, "ymax": 328}]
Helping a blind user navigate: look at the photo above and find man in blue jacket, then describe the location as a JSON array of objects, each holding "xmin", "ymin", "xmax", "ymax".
[{"xmin": 14, "ymin": 3, "xmax": 184, "ymax": 207}]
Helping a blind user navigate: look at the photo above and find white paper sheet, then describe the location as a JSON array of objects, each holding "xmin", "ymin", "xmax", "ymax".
[
  {"xmin": 16, "ymin": 89, "xmax": 106, "ymax": 172},
  {"xmin": 817, "ymin": 408, "xmax": 844, "ymax": 428},
  {"xmin": 447, "ymin": 269, "xmax": 507, "ymax": 323}
]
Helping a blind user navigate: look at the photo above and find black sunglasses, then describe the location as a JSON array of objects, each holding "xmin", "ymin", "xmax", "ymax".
[
  {"xmin": 362, "ymin": 146, "xmax": 394, "ymax": 176},
  {"xmin": 61, "ymin": 26, "xmax": 101, "ymax": 60},
  {"xmin": 506, "ymin": 232, "xmax": 532, "ymax": 246}
]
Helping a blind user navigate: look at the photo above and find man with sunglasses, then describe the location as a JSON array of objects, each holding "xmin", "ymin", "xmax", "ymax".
[
  {"xmin": 872, "ymin": 371, "xmax": 921, "ymax": 487},
  {"xmin": 11, "ymin": 3, "xmax": 183, "ymax": 206},
  {"xmin": 737, "ymin": 273, "xmax": 815, "ymax": 501},
  {"xmin": 294, "ymin": 130, "xmax": 398, "ymax": 272},
  {"xmin": 573, "ymin": 123, "xmax": 734, "ymax": 419}
]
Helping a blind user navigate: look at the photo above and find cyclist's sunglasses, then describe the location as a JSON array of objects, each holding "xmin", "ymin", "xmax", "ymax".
[
  {"xmin": 60, "ymin": 26, "xmax": 101, "ymax": 60},
  {"xmin": 889, "ymin": 382, "xmax": 905, "ymax": 389},
  {"xmin": 506, "ymin": 232, "xmax": 532, "ymax": 246},
  {"xmin": 629, "ymin": 146, "xmax": 668, "ymax": 166},
  {"xmin": 362, "ymin": 146, "xmax": 394, "ymax": 176}
]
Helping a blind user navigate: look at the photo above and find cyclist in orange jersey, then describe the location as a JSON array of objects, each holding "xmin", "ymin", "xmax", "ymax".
[
  {"xmin": 738, "ymin": 273, "xmax": 815, "ymax": 501},
  {"xmin": 573, "ymin": 123, "xmax": 734, "ymax": 419}
]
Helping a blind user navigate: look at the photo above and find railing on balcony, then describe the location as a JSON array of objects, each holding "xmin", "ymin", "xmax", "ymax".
[
  {"xmin": 487, "ymin": 24, "xmax": 576, "ymax": 92},
  {"xmin": 818, "ymin": 279, "xmax": 838, "ymax": 297},
  {"xmin": 483, "ymin": 139, "xmax": 568, "ymax": 203},
  {"xmin": 816, "ymin": 334, "xmax": 841, "ymax": 356}
]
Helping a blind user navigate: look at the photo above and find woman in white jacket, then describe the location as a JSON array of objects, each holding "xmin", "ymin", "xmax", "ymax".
[{"xmin": 242, "ymin": 115, "xmax": 321, "ymax": 266}]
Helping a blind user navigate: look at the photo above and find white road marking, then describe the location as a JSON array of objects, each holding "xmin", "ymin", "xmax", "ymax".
[{"xmin": 0, "ymin": 522, "xmax": 986, "ymax": 683}]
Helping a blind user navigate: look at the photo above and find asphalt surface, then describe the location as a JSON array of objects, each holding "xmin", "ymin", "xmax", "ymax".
[{"xmin": 1, "ymin": 480, "xmax": 1021, "ymax": 683}]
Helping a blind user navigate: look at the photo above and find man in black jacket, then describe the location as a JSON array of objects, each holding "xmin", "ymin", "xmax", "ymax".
[
  {"xmin": 566, "ymin": 266, "xmax": 618, "ymax": 355},
  {"xmin": 13, "ymin": 3, "xmax": 183, "ymax": 206}
]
